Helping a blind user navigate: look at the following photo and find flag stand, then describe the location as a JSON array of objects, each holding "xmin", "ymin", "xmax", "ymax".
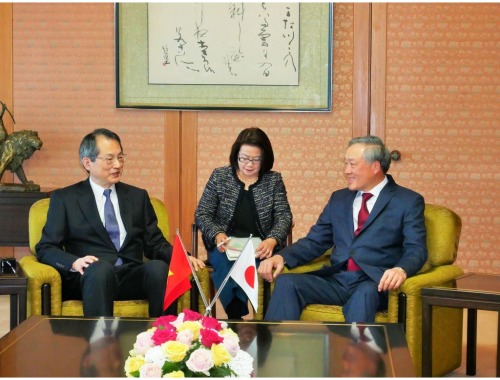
[
  {"xmin": 203, "ymin": 235, "xmax": 253, "ymax": 316},
  {"xmin": 176, "ymin": 230, "xmax": 210, "ymax": 311}
]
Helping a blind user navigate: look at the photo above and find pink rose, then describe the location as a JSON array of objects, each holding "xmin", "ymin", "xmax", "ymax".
[
  {"xmin": 139, "ymin": 363, "xmax": 163, "ymax": 378},
  {"xmin": 183, "ymin": 309, "xmax": 203, "ymax": 322},
  {"xmin": 222, "ymin": 335, "xmax": 240, "ymax": 357},
  {"xmin": 202, "ymin": 316, "xmax": 222, "ymax": 330},
  {"xmin": 152, "ymin": 327, "xmax": 177, "ymax": 345},
  {"xmin": 186, "ymin": 348, "xmax": 214, "ymax": 375},
  {"xmin": 153, "ymin": 315, "xmax": 177, "ymax": 328},
  {"xmin": 200, "ymin": 328, "xmax": 224, "ymax": 347},
  {"xmin": 176, "ymin": 329, "xmax": 194, "ymax": 346},
  {"xmin": 132, "ymin": 331, "xmax": 155, "ymax": 356}
]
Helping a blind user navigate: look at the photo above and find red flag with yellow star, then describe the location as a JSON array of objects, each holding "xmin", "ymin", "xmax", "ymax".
[{"xmin": 163, "ymin": 234, "xmax": 192, "ymax": 311}]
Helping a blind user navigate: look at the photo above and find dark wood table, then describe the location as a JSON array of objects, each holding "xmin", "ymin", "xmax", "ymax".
[
  {"xmin": 0, "ymin": 316, "xmax": 415, "ymax": 377},
  {"xmin": 421, "ymin": 273, "xmax": 500, "ymax": 377},
  {"xmin": 0, "ymin": 189, "xmax": 52, "ymax": 247},
  {"xmin": 0, "ymin": 262, "xmax": 27, "ymax": 329}
]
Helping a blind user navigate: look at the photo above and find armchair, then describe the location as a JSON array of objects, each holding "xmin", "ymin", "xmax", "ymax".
[
  {"xmin": 19, "ymin": 197, "xmax": 200, "ymax": 317},
  {"xmin": 272, "ymin": 203, "xmax": 464, "ymax": 377}
]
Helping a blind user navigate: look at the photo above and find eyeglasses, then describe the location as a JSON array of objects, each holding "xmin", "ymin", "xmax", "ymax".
[
  {"xmin": 94, "ymin": 154, "xmax": 127, "ymax": 166},
  {"xmin": 238, "ymin": 156, "xmax": 262, "ymax": 164}
]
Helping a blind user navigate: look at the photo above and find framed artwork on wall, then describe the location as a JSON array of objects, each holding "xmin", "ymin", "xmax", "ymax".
[{"xmin": 115, "ymin": 3, "xmax": 333, "ymax": 111}]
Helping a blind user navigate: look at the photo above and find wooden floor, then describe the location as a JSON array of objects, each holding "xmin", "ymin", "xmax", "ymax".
[{"xmin": 0, "ymin": 295, "xmax": 497, "ymax": 376}]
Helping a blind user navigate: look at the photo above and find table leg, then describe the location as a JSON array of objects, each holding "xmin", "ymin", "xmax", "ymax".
[
  {"xmin": 466, "ymin": 308, "xmax": 477, "ymax": 376},
  {"xmin": 9, "ymin": 293, "xmax": 19, "ymax": 330},
  {"xmin": 422, "ymin": 298, "xmax": 433, "ymax": 376},
  {"xmin": 497, "ymin": 312, "xmax": 500, "ymax": 377},
  {"xmin": 18, "ymin": 287, "xmax": 27, "ymax": 325}
]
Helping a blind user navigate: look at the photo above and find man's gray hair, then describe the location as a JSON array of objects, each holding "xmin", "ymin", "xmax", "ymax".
[{"xmin": 348, "ymin": 135, "xmax": 391, "ymax": 173}]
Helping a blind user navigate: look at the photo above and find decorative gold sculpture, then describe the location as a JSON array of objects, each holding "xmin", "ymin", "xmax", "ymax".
[{"xmin": 0, "ymin": 101, "xmax": 43, "ymax": 192}]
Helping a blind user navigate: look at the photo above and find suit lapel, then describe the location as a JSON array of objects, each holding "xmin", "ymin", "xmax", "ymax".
[
  {"xmin": 361, "ymin": 175, "xmax": 397, "ymax": 231},
  {"xmin": 76, "ymin": 180, "xmax": 113, "ymax": 246},
  {"xmin": 347, "ymin": 191, "xmax": 357, "ymax": 239},
  {"xmin": 115, "ymin": 183, "xmax": 132, "ymax": 248}
]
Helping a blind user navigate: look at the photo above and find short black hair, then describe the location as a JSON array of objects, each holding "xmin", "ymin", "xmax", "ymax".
[
  {"xmin": 229, "ymin": 127, "xmax": 274, "ymax": 174},
  {"xmin": 79, "ymin": 128, "xmax": 123, "ymax": 161}
]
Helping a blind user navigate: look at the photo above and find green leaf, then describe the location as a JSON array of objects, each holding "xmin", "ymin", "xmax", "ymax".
[
  {"xmin": 162, "ymin": 361, "xmax": 181, "ymax": 373},
  {"xmin": 209, "ymin": 365, "xmax": 233, "ymax": 377}
]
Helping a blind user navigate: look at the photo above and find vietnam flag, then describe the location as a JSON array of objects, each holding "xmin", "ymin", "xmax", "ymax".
[
  {"xmin": 230, "ymin": 239, "xmax": 258, "ymax": 312},
  {"xmin": 163, "ymin": 234, "xmax": 192, "ymax": 311}
]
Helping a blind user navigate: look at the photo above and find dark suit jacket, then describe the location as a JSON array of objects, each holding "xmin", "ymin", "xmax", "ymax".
[
  {"xmin": 280, "ymin": 175, "xmax": 428, "ymax": 284},
  {"xmin": 36, "ymin": 179, "xmax": 173, "ymax": 272}
]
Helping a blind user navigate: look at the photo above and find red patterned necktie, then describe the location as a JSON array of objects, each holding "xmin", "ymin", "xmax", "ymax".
[
  {"xmin": 355, "ymin": 192, "xmax": 374, "ymax": 236},
  {"xmin": 347, "ymin": 192, "xmax": 374, "ymax": 271}
]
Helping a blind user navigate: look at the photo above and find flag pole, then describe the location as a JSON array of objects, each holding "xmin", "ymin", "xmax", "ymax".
[
  {"xmin": 204, "ymin": 234, "xmax": 253, "ymax": 316},
  {"xmin": 176, "ymin": 229, "xmax": 210, "ymax": 310}
]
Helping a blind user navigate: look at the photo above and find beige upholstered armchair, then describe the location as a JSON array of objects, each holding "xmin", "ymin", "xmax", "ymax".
[
  {"xmin": 19, "ymin": 197, "xmax": 209, "ymax": 317},
  {"xmin": 265, "ymin": 203, "xmax": 464, "ymax": 377}
]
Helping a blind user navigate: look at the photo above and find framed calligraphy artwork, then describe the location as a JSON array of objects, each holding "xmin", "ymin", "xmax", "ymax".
[{"xmin": 116, "ymin": 3, "xmax": 333, "ymax": 111}]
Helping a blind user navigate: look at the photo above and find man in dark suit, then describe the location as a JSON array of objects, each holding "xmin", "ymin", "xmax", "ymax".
[
  {"xmin": 259, "ymin": 135, "xmax": 428, "ymax": 322},
  {"xmin": 36, "ymin": 128, "xmax": 204, "ymax": 317}
]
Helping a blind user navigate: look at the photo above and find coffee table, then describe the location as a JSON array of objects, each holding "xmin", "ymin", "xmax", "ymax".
[
  {"xmin": 0, "ymin": 316, "xmax": 415, "ymax": 377},
  {"xmin": 0, "ymin": 261, "xmax": 27, "ymax": 329},
  {"xmin": 421, "ymin": 273, "xmax": 500, "ymax": 377}
]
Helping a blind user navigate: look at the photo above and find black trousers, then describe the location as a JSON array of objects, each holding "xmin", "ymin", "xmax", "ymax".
[{"xmin": 61, "ymin": 259, "xmax": 176, "ymax": 317}]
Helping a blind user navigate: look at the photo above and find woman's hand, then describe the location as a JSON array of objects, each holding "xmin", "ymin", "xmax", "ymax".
[
  {"xmin": 254, "ymin": 238, "xmax": 277, "ymax": 259},
  {"xmin": 215, "ymin": 233, "xmax": 230, "ymax": 252}
]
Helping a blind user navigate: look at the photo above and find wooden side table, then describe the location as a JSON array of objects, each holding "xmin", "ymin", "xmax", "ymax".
[
  {"xmin": 0, "ymin": 262, "xmax": 27, "ymax": 329},
  {"xmin": 0, "ymin": 189, "xmax": 52, "ymax": 247},
  {"xmin": 421, "ymin": 273, "xmax": 500, "ymax": 377}
]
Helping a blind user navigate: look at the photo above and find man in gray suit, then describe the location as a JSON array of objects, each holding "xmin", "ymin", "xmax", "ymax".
[
  {"xmin": 259, "ymin": 135, "xmax": 428, "ymax": 322},
  {"xmin": 36, "ymin": 128, "xmax": 204, "ymax": 317}
]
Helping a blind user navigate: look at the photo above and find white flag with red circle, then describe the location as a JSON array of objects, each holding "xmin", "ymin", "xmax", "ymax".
[{"xmin": 230, "ymin": 239, "xmax": 258, "ymax": 312}]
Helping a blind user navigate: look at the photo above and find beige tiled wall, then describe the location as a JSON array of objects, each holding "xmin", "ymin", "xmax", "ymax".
[{"xmin": 10, "ymin": 3, "xmax": 500, "ymax": 273}]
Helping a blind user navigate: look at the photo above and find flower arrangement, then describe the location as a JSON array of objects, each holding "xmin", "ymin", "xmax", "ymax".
[{"xmin": 124, "ymin": 309, "xmax": 254, "ymax": 378}]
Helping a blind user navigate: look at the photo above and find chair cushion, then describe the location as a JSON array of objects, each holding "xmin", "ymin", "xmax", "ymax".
[
  {"xmin": 62, "ymin": 300, "xmax": 150, "ymax": 317},
  {"xmin": 301, "ymin": 304, "xmax": 389, "ymax": 323}
]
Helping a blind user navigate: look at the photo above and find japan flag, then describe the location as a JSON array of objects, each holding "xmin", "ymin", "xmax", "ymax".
[{"xmin": 230, "ymin": 239, "xmax": 258, "ymax": 312}]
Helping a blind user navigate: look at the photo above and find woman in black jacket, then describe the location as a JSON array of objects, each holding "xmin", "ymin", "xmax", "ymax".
[{"xmin": 195, "ymin": 127, "xmax": 292, "ymax": 319}]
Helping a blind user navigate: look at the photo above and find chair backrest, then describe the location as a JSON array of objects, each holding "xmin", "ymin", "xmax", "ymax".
[
  {"xmin": 29, "ymin": 196, "xmax": 170, "ymax": 255},
  {"xmin": 29, "ymin": 198, "xmax": 50, "ymax": 255},
  {"xmin": 420, "ymin": 203, "xmax": 462, "ymax": 273}
]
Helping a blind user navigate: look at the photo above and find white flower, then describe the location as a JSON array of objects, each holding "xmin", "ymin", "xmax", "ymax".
[
  {"xmin": 170, "ymin": 313, "xmax": 186, "ymax": 329},
  {"xmin": 144, "ymin": 345, "xmax": 166, "ymax": 367},
  {"xmin": 228, "ymin": 350, "xmax": 254, "ymax": 378}
]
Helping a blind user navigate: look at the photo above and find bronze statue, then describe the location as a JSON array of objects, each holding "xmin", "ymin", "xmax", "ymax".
[{"xmin": 0, "ymin": 101, "xmax": 43, "ymax": 192}]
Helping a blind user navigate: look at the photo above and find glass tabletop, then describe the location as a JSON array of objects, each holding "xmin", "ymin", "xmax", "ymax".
[{"xmin": 0, "ymin": 316, "xmax": 414, "ymax": 377}]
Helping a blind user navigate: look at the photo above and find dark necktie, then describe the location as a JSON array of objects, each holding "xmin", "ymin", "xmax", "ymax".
[
  {"xmin": 347, "ymin": 192, "xmax": 374, "ymax": 271},
  {"xmin": 355, "ymin": 192, "xmax": 374, "ymax": 236},
  {"xmin": 103, "ymin": 189, "xmax": 122, "ymax": 265}
]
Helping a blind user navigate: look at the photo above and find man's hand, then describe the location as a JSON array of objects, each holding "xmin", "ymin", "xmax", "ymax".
[
  {"xmin": 378, "ymin": 267, "xmax": 407, "ymax": 292},
  {"xmin": 188, "ymin": 256, "xmax": 206, "ymax": 272},
  {"xmin": 72, "ymin": 255, "xmax": 99, "ymax": 274},
  {"xmin": 258, "ymin": 255, "xmax": 285, "ymax": 283},
  {"xmin": 254, "ymin": 238, "xmax": 278, "ymax": 260}
]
